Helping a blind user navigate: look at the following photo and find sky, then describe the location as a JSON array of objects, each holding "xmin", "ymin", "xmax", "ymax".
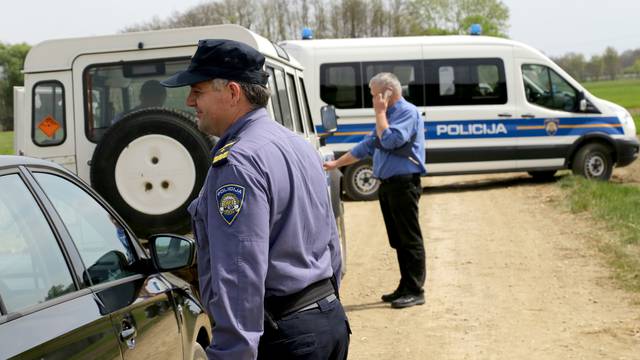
[{"xmin": 0, "ymin": 0, "xmax": 638, "ymax": 57}]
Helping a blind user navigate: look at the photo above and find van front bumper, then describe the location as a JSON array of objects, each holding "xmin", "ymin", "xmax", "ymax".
[{"xmin": 615, "ymin": 137, "xmax": 640, "ymax": 167}]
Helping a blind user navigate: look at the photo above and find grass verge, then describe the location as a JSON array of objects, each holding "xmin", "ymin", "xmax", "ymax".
[
  {"xmin": 0, "ymin": 131, "xmax": 14, "ymax": 155},
  {"xmin": 559, "ymin": 176, "xmax": 640, "ymax": 292}
]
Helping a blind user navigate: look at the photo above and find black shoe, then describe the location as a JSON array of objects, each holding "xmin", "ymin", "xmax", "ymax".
[
  {"xmin": 391, "ymin": 293, "xmax": 425, "ymax": 309},
  {"xmin": 381, "ymin": 289, "xmax": 406, "ymax": 303}
]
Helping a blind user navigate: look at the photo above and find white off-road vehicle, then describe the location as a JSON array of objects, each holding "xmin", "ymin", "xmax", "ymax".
[{"xmin": 13, "ymin": 25, "xmax": 346, "ymax": 259}]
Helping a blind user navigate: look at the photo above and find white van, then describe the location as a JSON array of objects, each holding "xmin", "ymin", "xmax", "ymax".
[
  {"xmin": 14, "ymin": 25, "xmax": 345, "ymax": 247},
  {"xmin": 281, "ymin": 36, "xmax": 639, "ymax": 200}
]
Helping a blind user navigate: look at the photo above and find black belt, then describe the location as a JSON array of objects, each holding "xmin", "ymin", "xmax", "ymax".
[
  {"xmin": 380, "ymin": 173, "xmax": 420, "ymax": 184},
  {"xmin": 264, "ymin": 278, "xmax": 335, "ymax": 321}
]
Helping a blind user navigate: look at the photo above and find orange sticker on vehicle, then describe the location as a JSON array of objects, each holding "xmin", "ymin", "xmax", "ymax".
[{"xmin": 38, "ymin": 115, "xmax": 61, "ymax": 138}]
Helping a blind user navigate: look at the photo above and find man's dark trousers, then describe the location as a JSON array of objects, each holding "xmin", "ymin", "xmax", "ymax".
[
  {"xmin": 257, "ymin": 296, "xmax": 350, "ymax": 359},
  {"xmin": 378, "ymin": 174, "xmax": 425, "ymax": 295}
]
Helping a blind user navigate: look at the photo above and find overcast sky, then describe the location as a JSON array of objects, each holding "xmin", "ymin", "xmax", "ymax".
[{"xmin": 0, "ymin": 0, "xmax": 638, "ymax": 57}]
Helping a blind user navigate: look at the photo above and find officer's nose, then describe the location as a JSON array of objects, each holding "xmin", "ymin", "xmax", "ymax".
[{"xmin": 186, "ymin": 90, "xmax": 197, "ymax": 107}]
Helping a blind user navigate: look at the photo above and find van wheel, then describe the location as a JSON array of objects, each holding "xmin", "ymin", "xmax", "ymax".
[
  {"xmin": 571, "ymin": 143, "xmax": 613, "ymax": 180},
  {"xmin": 343, "ymin": 160, "xmax": 379, "ymax": 201},
  {"xmin": 91, "ymin": 108, "xmax": 213, "ymax": 237},
  {"xmin": 191, "ymin": 343, "xmax": 207, "ymax": 360},
  {"xmin": 527, "ymin": 170, "xmax": 557, "ymax": 181}
]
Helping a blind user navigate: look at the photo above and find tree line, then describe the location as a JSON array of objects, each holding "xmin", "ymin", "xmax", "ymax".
[
  {"xmin": 552, "ymin": 47, "xmax": 640, "ymax": 82},
  {"xmin": 0, "ymin": 42, "xmax": 30, "ymax": 131},
  {"xmin": 123, "ymin": 0, "xmax": 510, "ymax": 40}
]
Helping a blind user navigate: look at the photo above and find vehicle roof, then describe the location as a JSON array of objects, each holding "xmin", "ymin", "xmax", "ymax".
[
  {"xmin": 0, "ymin": 155, "xmax": 66, "ymax": 170},
  {"xmin": 24, "ymin": 24, "xmax": 302, "ymax": 73},
  {"xmin": 280, "ymin": 35, "xmax": 544, "ymax": 57}
]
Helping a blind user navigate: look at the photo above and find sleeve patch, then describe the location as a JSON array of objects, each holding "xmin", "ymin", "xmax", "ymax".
[{"xmin": 216, "ymin": 184, "xmax": 245, "ymax": 225}]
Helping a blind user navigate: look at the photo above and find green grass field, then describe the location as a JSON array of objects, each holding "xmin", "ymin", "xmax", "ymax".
[
  {"xmin": 583, "ymin": 79, "xmax": 640, "ymax": 133},
  {"xmin": 0, "ymin": 131, "xmax": 13, "ymax": 155},
  {"xmin": 559, "ymin": 176, "xmax": 640, "ymax": 292}
]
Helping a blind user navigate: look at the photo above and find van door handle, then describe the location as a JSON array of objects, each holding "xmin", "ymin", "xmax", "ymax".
[
  {"xmin": 498, "ymin": 113, "xmax": 512, "ymax": 117},
  {"xmin": 521, "ymin": 114, "xmax": 536, "ymax": 118}
]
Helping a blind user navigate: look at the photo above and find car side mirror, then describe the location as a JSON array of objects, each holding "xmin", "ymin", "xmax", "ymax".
[
  {"xmin": 148, "ymin": 234, "xmax": 196, "ymax": 271},
  {"xmin": 320, "ymin": 105, "xmax": 338, "ymax": 135}
]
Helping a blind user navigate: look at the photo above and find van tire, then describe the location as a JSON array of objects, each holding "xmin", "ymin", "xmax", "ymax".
[
  {"xmin": 571, "ymin": 143, "xmax": 613, "ymax": 180},
  {"xmin": 527, "ymin": 170, "xmax": 557, "ymax": 181},
  {"xmin": 343, "ymin": 160, "xmax": 379, "ymax": 201},
  {"xmin": 90, "ymin": 108, "xmax": 213, "ymax": 237}
]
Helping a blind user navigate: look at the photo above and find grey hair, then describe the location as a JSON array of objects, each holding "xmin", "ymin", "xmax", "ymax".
[
  {"xmin": 369, "ymin": 72, "xmax": 402, "ymax": 95},
  {"xmin": 210, "ymin": 79, "xmax": 271, "ymax": 109}
]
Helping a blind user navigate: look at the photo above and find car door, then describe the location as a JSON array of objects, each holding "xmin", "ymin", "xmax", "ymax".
[
  {"xmin": 0, "ymin": 168, "xmax": 122, "ymax": 360},
  {"xmin": 29, "ymin": 170, "xmax": 184, "ymax": 360}
]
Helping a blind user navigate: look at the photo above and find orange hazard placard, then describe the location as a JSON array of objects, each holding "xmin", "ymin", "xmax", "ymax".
[{"xmin": 38, "ymin": 115, "xmax": 61, "ymax": 138}]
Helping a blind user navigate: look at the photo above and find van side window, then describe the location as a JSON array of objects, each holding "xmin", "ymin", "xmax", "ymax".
[
  {"xmin": 266, "ymin": 67, "xmax": 284, "ymax": 125},
  {"xmin": 363, "ymin": 61, "xmax": 424, "ymax": 107},
  {"xmin": 299, "ymin": 78, "xmax": 315, "ymax": 134},
  {"xmin": 32, "ymin": 81, "xmax": 66, "ymax": 147},
  {"xmin": 425, "ymin": 58, "xmax": 507, "ymax": 106},
  {"xmin": 522, "ymin": 64, "xmax": 578, "ymax": 112},
  {"xmin": 285, "ymin": 73, "xmax": 304, "ymax": 133},
  {"xmin": 320, "ymin": 63, "xmax": 362, "ymax": 109},
  {"xmin": 274, "ymin": 69, "xmax": 294, "ymax": 130},
  {"xmin": 83, "ymin": 59, "xmax": 191, "ymax": 143}
]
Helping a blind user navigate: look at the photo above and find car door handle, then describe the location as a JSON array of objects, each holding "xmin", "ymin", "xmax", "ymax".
[
  {"xmin": 120, "ymin": 320, "xmax": 137, "ymax": 349},
  {"xmin": 498, "ymin": 113, "xmax": 512, "ymax": 117},
  {"xmin": 521, "ymin": 114, "xmax": 536, "ymax": 118}
]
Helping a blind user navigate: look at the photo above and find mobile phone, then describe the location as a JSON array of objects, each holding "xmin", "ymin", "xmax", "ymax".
[{"xmin": 383, "ymin": 89, "xmax": 392, "ymax": 100}]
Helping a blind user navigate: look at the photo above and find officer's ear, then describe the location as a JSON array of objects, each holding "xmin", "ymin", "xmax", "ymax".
[{"xmin": 227, "ymin": 81, "xmax": 242, "ymax": 106}]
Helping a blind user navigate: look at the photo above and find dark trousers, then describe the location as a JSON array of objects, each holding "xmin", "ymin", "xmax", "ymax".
[
  {"xmin": 257, "ymin": 297, "xmax": 350, "ymax": 360},
  {"xmin": 378, "ymin": 174, "xmax": 426, "ymax": 294}
]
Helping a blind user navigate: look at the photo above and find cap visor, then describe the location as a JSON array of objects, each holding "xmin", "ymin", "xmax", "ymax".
[{"xmin": 161, "ymin": 70, "xmax": 212, "ymax": 88}]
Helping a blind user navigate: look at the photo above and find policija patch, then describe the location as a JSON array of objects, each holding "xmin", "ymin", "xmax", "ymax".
[{"xmin": 216, "ymin": 184, "xmax": 245, "ymax": 225}]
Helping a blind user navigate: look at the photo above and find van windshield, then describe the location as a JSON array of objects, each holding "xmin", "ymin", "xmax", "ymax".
[{"xmin": 83, "ymin": 59, "xmax": 193, "ymax": 142}]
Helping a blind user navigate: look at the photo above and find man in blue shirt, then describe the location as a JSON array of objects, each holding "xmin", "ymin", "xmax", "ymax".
[
  {"xmin": 325, "ymin": 72, "xmax": 427, "ymax": 309},
  {"xmin": 162, "ymin": 39, "xmax": 349, "ymax": 359}
]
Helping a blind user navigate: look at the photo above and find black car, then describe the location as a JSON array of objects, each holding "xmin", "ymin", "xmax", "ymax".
[{"xmin": 0, "ymin": 156, "xmax": 211, "ymax": 359}]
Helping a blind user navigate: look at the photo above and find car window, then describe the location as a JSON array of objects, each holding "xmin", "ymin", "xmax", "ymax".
[
  {"xmin": 33, "ymin": 173, "xmax": 136, "ymax": 286},
  {"xmin": 0, "ymin": 174, "xmax": 75, "ymax": 313}
]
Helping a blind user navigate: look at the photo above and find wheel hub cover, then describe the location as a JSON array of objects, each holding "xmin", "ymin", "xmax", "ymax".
[{"xmin": 115, "ymin": 134, "xmax": 197, "ymax": 215}]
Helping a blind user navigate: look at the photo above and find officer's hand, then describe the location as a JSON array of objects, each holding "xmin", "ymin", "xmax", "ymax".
[
  {"xmin": 373, "ymin": 91, "xmax": 390, "ymax": 114},
  {"xmin": 323, "ymin": 160, "xmax": 338, "ymax": 171}
]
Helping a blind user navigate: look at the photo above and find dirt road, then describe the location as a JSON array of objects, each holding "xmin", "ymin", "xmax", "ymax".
[{"xmin": 340, "ymin": 168, "xmax": 640, "ymax": 359}]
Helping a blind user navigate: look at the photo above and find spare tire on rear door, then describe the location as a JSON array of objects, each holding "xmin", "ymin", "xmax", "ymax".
[{"xmin": 91, "ymin": 108, "xmax": 213, "ymax": 237}]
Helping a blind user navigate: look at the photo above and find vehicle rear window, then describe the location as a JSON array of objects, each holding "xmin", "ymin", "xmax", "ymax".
[
  {"xmin": 32, "ymin": 81, "xmax": 66, "ymax": 147},
  {"xmin": 83, "ymin": 58, "xmax": 192, "ymax": 143}
]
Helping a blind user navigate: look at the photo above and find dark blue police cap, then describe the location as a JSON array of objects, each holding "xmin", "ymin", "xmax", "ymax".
[{"xmin": 161, "ymin": 39, "xmax": 269, "ymax": 88}]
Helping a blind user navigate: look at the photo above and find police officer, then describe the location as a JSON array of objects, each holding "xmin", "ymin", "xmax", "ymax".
[
  {"xmin": 161, "ymin": 39, "xmax": 349, "ymax": 360},
  {"xmin": 324, "ymin": 72, "xmax": 427, "ymax": 309}
]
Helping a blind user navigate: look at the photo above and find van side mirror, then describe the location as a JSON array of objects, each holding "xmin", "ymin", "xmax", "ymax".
[
  {"xmin": 148, "ymin": 234, "xmax": 196, "ymax": 271},
  {"xmin": 578, "ymin": 91, "xmax": 587, "ymax": 112},
  {"xmin": 320, "ymin": 105, "xmax": 338, "ymax": 135}
]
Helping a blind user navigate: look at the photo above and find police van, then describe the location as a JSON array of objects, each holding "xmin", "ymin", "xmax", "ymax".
[
  {"xmin": 13, "ymin": 24, "xmax": 346, "ymax": 255},
  {"xmin": 280, "ymin": 36, "xmax": 640, "ymax": 200}
]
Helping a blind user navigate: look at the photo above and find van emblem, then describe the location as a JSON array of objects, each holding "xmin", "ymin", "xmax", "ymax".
[{"xmin": 544, "ymin": 118, "xmax": 559, "ymax": 136}]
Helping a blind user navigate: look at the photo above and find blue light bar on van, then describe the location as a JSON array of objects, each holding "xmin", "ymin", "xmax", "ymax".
[
  {"xmin": 470, "ymin": 24, "xmax": 482, "ymax": 36},
  {"xmin": 302, "ymin": 28, "xmax": 314, "ymax": 40}
]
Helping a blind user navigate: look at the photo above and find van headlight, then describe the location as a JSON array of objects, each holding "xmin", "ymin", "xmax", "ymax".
[{"xmin": 619, "ymin": 109, "xmax": 637, "ymax": 136}]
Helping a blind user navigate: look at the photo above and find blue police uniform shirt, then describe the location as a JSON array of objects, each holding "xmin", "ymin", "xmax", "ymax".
[
  {"xmin": 187, "ymin": 107, "xmax": 342, "ymax": 360},
  {"xmin": 350, "ymin": 97, "xmax": 427, "ymax": 179}
]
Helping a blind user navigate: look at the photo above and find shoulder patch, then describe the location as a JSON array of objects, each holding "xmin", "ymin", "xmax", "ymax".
[
  {"xmin": 216, "ymin": 184, "xmax": 245, "ymax": 225},
  {"xmin": 212, "ymin": 140, "xmax": 238, "ymax": 167}
]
